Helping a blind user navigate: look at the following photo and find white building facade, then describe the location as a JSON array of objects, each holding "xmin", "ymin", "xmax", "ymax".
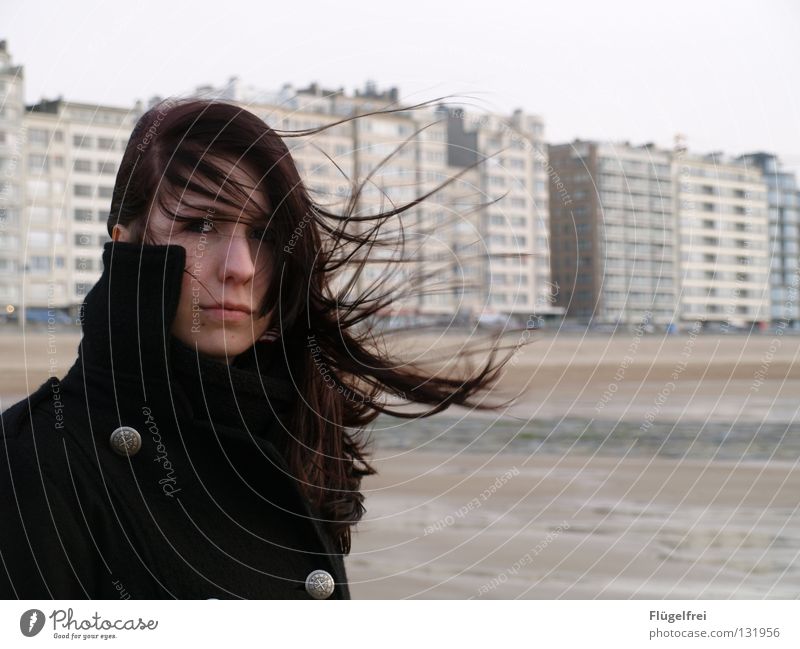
[
  {"xmin": 676, "ymin": 151, "xmax": 771, "ymax": 328},
  {"xmin": 1, "ymin": 44, "xmax": 560, "ymax": 327}
]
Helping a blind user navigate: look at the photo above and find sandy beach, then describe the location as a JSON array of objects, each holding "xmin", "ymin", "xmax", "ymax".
[
  {"xmin": 346, "ymin": 450, "xmax": 799, "ymax": 599},
  {"xmin": 2, "ymin": 327, "xmax": 799, "ymax": 598}
]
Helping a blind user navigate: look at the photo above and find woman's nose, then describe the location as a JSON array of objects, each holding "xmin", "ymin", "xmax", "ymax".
[{"xmin": 217, "ymin": 232, "xmax": 256, "ymax": 283}]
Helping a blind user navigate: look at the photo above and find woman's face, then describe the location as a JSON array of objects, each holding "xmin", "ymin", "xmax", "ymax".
[{"xmin": 115, "ymin": 158, "xmax": 275, "ymax": 363}]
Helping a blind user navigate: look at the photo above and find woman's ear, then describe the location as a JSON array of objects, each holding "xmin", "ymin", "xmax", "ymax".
[{"xmin": 111, "ymin": 224, "xmax": 131, "ymax": 242}]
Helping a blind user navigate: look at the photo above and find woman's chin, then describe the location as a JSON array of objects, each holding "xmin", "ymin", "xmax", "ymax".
[{"xmin": 175, "ymin": 331, "xmax": 257, "ymax": 362}]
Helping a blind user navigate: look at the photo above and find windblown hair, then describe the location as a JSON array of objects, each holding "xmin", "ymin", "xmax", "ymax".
[{"xmin": 109, "ymin": 97, "xmax": 529, "ymax": 554}]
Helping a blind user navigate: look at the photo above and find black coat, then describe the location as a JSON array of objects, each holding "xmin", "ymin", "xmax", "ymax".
[{"xmin": 0, "ymin": 241, "xmax": 351, "ymax": 599}]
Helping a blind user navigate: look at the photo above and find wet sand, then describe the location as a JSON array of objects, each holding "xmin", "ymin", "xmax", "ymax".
[
  {"xmin": 346, "ymin": 450, "xmax": 799, "ymax": 599},
  {"xmin": 347, "ymin": 330, "xmax": 800, "ymax": 597},
  {"xmin": 4, "ymin": 328, "xmax": 800, "ymax": 424}
]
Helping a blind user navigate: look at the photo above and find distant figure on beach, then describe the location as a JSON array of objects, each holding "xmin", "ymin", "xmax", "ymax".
[{"xmin": 0, "ymin": 98, "xmax": 518, "ymax": 599}]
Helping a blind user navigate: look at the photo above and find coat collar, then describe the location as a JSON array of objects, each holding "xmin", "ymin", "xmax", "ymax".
[
  {"xmin": 77, "ymin": 240, "xmax": 185, "ymax": 390},
  {"xmin": 72, "ymin": 240, "xmax": 294, "ymax": 430}
]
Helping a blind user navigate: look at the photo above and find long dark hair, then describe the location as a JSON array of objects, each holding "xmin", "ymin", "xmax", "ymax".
[{"xmin": 109, "ymin": 97, "xmax": 529, "ymax": 554}]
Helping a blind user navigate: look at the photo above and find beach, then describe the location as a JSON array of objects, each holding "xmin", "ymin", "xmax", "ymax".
[
  {"xmin": 2, "ymin": 327, "xmax": 799, "ymax": 598},
  {"xmin": 346, "ymin": 450, "xmax": 799, "ymax": 599}
]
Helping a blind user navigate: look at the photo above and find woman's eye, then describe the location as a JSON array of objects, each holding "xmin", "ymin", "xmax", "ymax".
[{"xmin": 185, "ymin": 219, "xmax": 214, "ymax": 234}]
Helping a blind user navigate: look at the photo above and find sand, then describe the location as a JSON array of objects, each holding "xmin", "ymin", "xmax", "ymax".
[
  {"xmin": 2, "ymin": 326, "xmax": 798, "ymax": 598},
  {"xmin": 346, "ymin": 451, "xmax": 799, "ymax": 599}
]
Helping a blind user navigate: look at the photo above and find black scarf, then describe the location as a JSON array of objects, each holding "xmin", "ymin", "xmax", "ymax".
[{"xmin": 168, "ymin": 338, "xmax": 295, "ymax": 441}]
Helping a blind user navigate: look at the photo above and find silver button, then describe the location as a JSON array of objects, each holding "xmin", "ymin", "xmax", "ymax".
[
  {"xmin": 305, "ymin": 569, "xmax": 335, "ymax": 599},
  {"xmin": 109, "ymin": 426, "xmax": 142, "ymax": 457}
]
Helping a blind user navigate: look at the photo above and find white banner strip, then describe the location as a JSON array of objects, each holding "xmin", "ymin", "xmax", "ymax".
[{"xmin": 1, "ymin": 600, "xmax": 797, "ymax": 648}]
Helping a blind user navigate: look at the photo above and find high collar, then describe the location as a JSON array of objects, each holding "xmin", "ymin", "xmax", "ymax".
[
  {"xmin": 74, "ymin": 241, "xmax": 295, "ymax": 435},
  {"xmin": 78, "ymin": 241, "xmax": 185, "ymax": 385}
]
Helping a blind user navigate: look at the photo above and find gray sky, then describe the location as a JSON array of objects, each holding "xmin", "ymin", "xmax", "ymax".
[{"xmin": 3, "ymin": 0, "xmax": 799, "ymax": 173}]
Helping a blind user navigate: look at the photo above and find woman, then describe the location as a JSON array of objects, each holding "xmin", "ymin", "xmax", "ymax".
[{"xmin": 0, "ymin": 99, "xmax": 518, "ymax": 599}]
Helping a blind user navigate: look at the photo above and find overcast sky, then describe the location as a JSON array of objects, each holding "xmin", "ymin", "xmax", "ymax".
[{"xmin": 3, "ymin": 0, "xmax": 799, "ymax": 173}]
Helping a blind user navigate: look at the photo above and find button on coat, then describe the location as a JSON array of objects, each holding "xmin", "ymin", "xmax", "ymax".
[
  {"xmin": 109, "ymin": 426, "xmax": 142, "ymax": 457},
  {"xmin": 305, "ymin": 570, "xmax": 335, "ymax": 599}
]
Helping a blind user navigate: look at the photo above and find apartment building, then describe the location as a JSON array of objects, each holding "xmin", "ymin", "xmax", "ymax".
[
  {"xmin": 0, "ymin": 40, "xmax": 140, "ymax": 321},
  {"xmin": 1, "ymin": 38, "xmax": 561, "ymax": 327},
  {"xmin": 738, "ymin": 152, "xmax": 800, "ymax": 328},
  {"xmin": 676, "ymin": 150, "xmax": 770, "ymax": 328},
  {"xmin": 547, "ymin": 140, "xmax": 678, "ymax": 327},
  {"xmin": 157, "ymin": 78, "xmax": 561, "ymax": 323},
  {"xmin": 22, "ymin": 98, "xmax": 138, "ymax": 319},
  {"xmin": 0, "ymin": 41, "xmax": 25, "ymax": 320},
  {"xmin": 449, "ymin": 107, "xmax": 557, "ymax": 321}
]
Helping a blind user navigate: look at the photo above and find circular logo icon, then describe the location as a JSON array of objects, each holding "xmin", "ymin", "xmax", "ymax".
[{"xmin": 20, "ymin": 609, "xmax": 45, "ymax": 637}]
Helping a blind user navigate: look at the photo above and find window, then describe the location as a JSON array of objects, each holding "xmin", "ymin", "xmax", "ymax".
[
  {"xmin": 73, "ymin": 159, "xmax": 92, "ymax": 172},
  {"xmin": 97, "ymin": 137, "xmax": 116, "ymax": 150},
  {"xmin": 28, "ymin": 129, "xmax": 49, "ymax": 146},
  {"xmin": 0, "ymin": 258, "xmax": 17, "ymax": 272},
  {"xmin": 73, "ymin": 184, "xmax": 93, "ymax": 197},
  {"xmin": 29, "ymin": 256, "xmax": 51, "ymax": 273},
  {"xmin": 28, "ymin": 154, "xmax": 49, "ymax": 172},
  {"xmin": 75, "ymin": 257, "xmax": 94, "ymax": 271},
  {"xmin": 73, "ymin": 135, "xmax": 92, "ymax": 148},
  {"xmin": 75, "ymin": 282, "xmax": 92, "ymax": 296},
  {"xmin": 0, "ymin": 208, "xmax": 18, "ymax": 225},
  {"xmin": 97, "ymin": 186, "xmax": 114, "ymax": 199},
  {"xmin": 74, "ymin": 209, "xmax": 93, "ymax": 222},
  {"xmin": 75, "ymin": 233, "xmax": 94, "ymax": 247},
  {"xmin": 97, "ymin": 161, "xmax": 116, "ymax": 175}
]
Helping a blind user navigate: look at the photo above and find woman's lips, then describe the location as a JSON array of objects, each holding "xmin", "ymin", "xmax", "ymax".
[{"xmin": 201, "ymin": 307, "xmax": 251, "ymax": 322}]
